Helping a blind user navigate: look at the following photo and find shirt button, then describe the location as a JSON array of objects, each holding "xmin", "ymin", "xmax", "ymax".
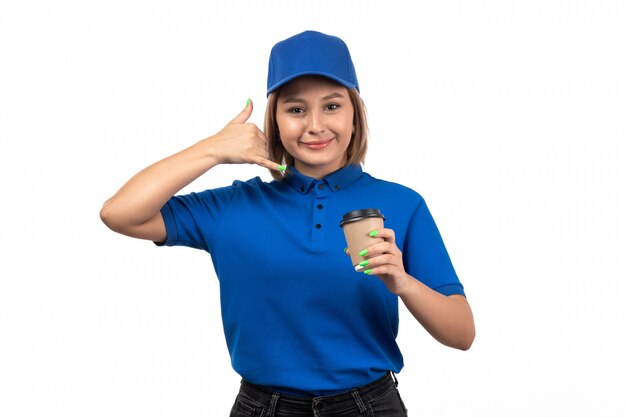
[
  {"xmin": 334, "ymin": 184, "xmax": 340, "ymax": 190},
  {"xmin": 317, "ymin": 204, "xmax": 324, "ymax": 210},
  {"xmin": 317, "ymin": 184, "xmax": 325, "ymax": 190},
  {"xmin": 315, "ymin": 224, "xmax": 322, "ymax": 229}
]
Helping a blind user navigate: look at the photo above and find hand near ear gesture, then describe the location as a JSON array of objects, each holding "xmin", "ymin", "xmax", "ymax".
[{"xmin": 207, "ymin": 99, "xmax": 284, "ymax": 172}]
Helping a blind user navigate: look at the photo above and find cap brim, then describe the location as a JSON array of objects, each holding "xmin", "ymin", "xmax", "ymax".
[{"xmin": 267, "ymin": 72, "xmax": 358, "ymax": 96}]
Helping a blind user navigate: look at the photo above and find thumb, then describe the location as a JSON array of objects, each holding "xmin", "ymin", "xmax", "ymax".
[{"xmin": 230, "ymin": 98, "xmax": 253, "ymax": 124}]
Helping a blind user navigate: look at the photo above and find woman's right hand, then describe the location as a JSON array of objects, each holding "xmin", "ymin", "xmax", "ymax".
[
  {"xmin": 100, "ymin": 99, "xmax": 282, "ymax": 241},
  {"xmin": 205, "ymin": 99, "xmax": 283, "ymax": 172}
]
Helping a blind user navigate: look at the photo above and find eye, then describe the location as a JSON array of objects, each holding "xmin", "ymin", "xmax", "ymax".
[
  {"xmin": 288, "ymin": 107, "xmax": 304, "ymax": 114},
  {"xmin": 326, "ymin": 103, "xmax": 339, "ymax": 111}
]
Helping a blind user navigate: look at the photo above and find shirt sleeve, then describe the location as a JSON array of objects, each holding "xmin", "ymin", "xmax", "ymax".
[
  {"xmin": 403, "ymin": 197, "xmax": 465, "ymax": 297},
  {"xmin": 156, "ymin": 183, "xmax": 238, "ymax": 252}
]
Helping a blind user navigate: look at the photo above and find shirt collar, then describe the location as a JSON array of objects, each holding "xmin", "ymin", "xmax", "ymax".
[{"xmin": 283, "ymin": 164, "xmax": 363, "ymax": 194}]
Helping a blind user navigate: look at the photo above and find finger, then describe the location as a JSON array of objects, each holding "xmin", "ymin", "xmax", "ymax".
[
  {"xmin": 361, "ymin": 241, "xmax": 396, "ymax": 258},
  {"xmin": 370, "ymin": 227, "xmax": 396, "ymax": 244},
  {"xmin": 354, "ymin": 254, "xmax": 394, "ymax": 271},
  {"xmin": 253, "ymin": 155, "xmax": 286, "ymax": 173},
  {"xmin": 362, "ymin": 265, "xmax": 393, "ymax": 277},
  {"xmin": 230, "ymin": 98, "xmax": 254, "ymax": 124}
]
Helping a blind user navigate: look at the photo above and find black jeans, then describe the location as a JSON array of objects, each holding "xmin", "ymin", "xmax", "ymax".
[{"xmin": 229, "ymin": 372, "xmax": 408, "ymax": 417}]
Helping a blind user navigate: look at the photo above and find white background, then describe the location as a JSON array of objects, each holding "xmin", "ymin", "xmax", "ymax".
[{"xmin": 1, "ymin": 1, "xmax": 625, "ymax": 416}]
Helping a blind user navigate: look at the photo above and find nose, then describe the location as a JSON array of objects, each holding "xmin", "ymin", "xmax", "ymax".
[{"xmin": 307, "ymin": 109, "xmax": 325, "ymax": 135}]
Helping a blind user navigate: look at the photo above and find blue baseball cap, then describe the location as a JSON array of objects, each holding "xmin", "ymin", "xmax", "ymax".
[{"xmin": 267, "ymin": 30, "xmax": 360, "ymax": 96}]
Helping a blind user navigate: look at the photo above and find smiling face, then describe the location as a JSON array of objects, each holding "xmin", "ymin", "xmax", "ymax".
[{"xmin": 275, "ymin": 76, "xmax": 355, "ymax": 179}]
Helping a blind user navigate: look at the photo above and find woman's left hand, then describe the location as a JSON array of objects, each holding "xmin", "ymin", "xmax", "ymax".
[
  {"xmin": 348, "ymin": 228, "xmax": 476, "ymax": 350},
  {"xmin": 355, "ymin": 228, "xmax": 410, "ymax": 295}
]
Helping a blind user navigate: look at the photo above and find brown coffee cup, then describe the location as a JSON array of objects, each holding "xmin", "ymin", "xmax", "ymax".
[{"xmin": 340, "ymin": 208, "xmax": 385, "ymax": 271}]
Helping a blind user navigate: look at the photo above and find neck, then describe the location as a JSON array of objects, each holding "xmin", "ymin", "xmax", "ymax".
[{"xmin": 294, "ymin": 162, "xmax": 346, "ymax": 179}]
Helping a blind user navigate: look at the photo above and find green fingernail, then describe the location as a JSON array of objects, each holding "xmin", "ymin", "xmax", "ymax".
[
  {"xmin": 363, "ymin": 269, "xmax": 373, "ymax": 275},
  {"xmin": 358, "ymin": 249, "xmax": 368, "ymax": 257},
  {"xmin": 278, "ymin": 165, "xmax": 286, "ymax": 171},
  {"xmin": 359, "ymin": 260, "xmax": 369, "ymax": 267},
  {"xmin": 344, "ymin": 247, "xmax": 348, "ymax": 253},
  {"xmin": 369, "ymin": 230, "xmax": 379, "ymax": 237},
  {"xmin": 246, "ymin": 97, "xmax": 251, "ymax": 107}
]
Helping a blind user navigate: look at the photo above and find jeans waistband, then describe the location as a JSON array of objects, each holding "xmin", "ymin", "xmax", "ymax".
[{"xmin": 238, "ymin": 372, "xmax": 398, "ymax": 416}]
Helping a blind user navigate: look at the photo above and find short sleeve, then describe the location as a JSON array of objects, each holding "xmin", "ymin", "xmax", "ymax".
[
  {"xmin": 403, "ymin": 198, "xmax": 465, "ymax": 297},
  {"xmin": 157, "ymin": 183, "xmax": 238, "ymax": 252}
]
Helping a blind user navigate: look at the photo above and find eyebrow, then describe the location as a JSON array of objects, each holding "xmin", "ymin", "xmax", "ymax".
[{"xmin": 281, "ymin": 92, "xmax": 346, "ymax": 104}]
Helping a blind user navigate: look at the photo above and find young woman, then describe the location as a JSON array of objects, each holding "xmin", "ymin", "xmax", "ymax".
[{"xmin": 101, "ymin": 30, "xmax": 475, "ymax": 417}]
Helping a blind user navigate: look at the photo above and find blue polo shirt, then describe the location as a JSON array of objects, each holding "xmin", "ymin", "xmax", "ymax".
[{"xmin": 159, "ymin": 164, "xmax": 464, "ymax": 396}]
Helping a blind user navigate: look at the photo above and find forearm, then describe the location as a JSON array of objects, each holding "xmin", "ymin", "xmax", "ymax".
[
  {"xmin": 100, "ymin": 138, "xmax": 219, "ymax": 233},
  {"xmin": 398, "ymin": 275, "xmax": 475, "ymax": 350}
]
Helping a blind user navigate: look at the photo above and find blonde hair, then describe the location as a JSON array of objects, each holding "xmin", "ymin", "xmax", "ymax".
[{"xmin": 264, "ymin": 86, "xmax": 369, "ymax": 181}]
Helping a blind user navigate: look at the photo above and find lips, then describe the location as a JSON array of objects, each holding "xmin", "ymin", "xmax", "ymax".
[{"xmin": 301, "ymin": 139, "xmax": 333, "ymax": 150}]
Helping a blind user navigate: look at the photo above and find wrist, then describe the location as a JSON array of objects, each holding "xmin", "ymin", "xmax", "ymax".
[
  {"xmin": 196, "ymin": 136, "xmax": 224, "ymax": 166},
  {"xmin": 395, "ymin": 273, "xmax": 417, "ymax": 298}
]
